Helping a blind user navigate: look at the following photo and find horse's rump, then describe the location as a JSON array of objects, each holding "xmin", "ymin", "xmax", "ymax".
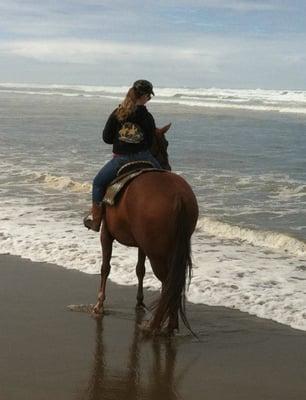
[{"xmin": 105, "ymin": 171, "xmax": 198, "ymax": 254}]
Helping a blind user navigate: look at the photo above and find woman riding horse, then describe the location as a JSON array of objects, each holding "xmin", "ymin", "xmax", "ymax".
[
  {"xmin": 85, "ymin": 80, "xmax": 198, "ymax": 335},
  {"xmin": 84, "ymin": 80, "xmax": 170, "ymax": 232}
]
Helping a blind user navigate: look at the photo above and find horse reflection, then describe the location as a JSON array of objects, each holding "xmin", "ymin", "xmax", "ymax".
[
  {"xmin": 78, "ymin": 312, "xmax": 181, "ymax": 400},
  {"xmin": 147, "ymin": 339, "xmax": 178, "ymax": 399}
]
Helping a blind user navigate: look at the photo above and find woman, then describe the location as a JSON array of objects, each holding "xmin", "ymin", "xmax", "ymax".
[{"xmin": 84, "ymin": 79, "xmax": 168, "ymax": 232}]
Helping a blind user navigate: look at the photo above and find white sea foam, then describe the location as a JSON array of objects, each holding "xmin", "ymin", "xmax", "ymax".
[
  {"xmin": 31, "ymin": 172, "xmax": 91, "ymax": 193},
  {"xmin": 1, "ymin": 83, "xmax": 306, "ymax": 115},
  {"xmin": 0, "ymin": 200, "xmax": 305, "ymax": 331},
  {"xmin": 274, "ymin": 185, "xmax": 306, "ymax": 200},
  {"xmin": 190, "ymin": 235, "xmax": 306, "ymax": 331},
  {"xmin": 197, "ymin": 217, "xmax": 306, "ymax": 257}
]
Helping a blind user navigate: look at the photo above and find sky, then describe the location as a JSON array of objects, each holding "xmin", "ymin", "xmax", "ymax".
[{"xmin": 0, "ymin": 0, "xmax": 306, "ymax": 89}]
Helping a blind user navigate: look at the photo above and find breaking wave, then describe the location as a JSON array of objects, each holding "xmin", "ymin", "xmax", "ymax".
[
  {"xmin": 1, "ymin": 83, "xmax": 306, "ymax": 115},
  {"xmin": 198, "ymin": 217, "xmax": 306, "ymax": 257},
  {"xmin": 27, "ymin": 171, "xmax": 306, "ymax": 258},
  {"xmin": 30, "ymin": 172, "xmax": 91, "ymax": 193}
]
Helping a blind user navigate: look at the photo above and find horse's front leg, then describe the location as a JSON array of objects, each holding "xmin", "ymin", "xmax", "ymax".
[
  {"xmin": 93, "ymin": 223, "xmax": 113, "ymax": 314},
  {"xmin": 136, "ymin": 248, "xmax": 146, "ymax": 309}
]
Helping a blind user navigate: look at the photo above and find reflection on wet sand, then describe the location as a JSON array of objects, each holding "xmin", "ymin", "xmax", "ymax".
[{"xmin": 78, "ymin": 311, "xmax": 181, "ymax": 400}]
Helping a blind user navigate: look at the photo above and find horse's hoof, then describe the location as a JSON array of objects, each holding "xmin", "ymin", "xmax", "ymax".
[
  {"xmin": 138, "ymin": 320, "xmax": 151, "ymax": 333},
  {"xmin": 164, "ymin": 328, "xmax": 175, "ymax": 337},
  {"xmin": 138, "ymin": 320, "xmax": 162, "ymax": 337},
  {"xmin": 92, "ymin": 304, "xmax": 104, "ymax": 316}
]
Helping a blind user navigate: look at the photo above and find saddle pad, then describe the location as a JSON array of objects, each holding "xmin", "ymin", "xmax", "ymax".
[{"xmin": 103, "ymin": 168, "xmax": 162, "ymax": 206}]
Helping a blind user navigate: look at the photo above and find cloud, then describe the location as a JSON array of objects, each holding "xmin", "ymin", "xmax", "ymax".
[
  {"xmin": 0, "ymin": 1, "xmax": 163, "ymax": 42},
  {"xmin": 0, "ymin": 0, "xmax": 304, "ymax": 88},
  {"xmin": 1, "ymin": 34, "xmax": 305, "ymax": 74},
  {"xmin": 0, "ymin": 0, "xmax": 291, "ymax": 39},
  {"xmin": 158, "ymin": 0, "xmax": 285, "ymax": 11},
  {"xmin": 0, "ymin": 39, "xmax": 222, "ymax": 68},
  {"xmin": 1, "ymin": 34, "xmax": 306, "ymax": 89}
]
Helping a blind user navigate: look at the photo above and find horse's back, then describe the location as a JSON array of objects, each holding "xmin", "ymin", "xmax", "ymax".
[{"xmin": 105, "ymin": 171, "xmax": 198, "ymax": 251}]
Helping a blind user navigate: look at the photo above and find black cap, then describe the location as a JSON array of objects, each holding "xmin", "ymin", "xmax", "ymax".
[{"xmin": 133, "ymin": 79, "xmax": 155, "ymax": 96}]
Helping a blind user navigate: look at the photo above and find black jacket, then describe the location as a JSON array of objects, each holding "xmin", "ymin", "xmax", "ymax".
[{"xmin": 102, "ymin": 105, "xmax": 156, "ymax": 154}]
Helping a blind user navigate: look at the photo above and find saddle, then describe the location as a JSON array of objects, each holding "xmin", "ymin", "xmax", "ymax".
[{"xmin": 102, "ymin": 161, "xmax": 163, "ymax": 206}]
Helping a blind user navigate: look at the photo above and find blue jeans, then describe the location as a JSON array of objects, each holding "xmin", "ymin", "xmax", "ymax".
[{"xmin": 92, "ymin": 150, "xmax": 161, "ymax": 202}]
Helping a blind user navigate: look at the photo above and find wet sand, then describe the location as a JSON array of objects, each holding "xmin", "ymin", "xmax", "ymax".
[{"xmin": 1, "ymin": 253, "xmax": 306, "ymax": 400}]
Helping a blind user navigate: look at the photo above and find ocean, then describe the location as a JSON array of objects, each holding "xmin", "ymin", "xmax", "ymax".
[{"xmin": 1, "ymin": 83, "xmax": 306, "ymax": 331}]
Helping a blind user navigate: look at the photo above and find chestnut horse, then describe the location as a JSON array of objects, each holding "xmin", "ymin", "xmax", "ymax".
[{"xmin": 93, "ymin": 128, "xmax": 198, "ymax": 334}]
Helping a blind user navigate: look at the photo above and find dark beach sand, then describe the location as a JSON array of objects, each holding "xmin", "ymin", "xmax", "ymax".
[{"xmin": 1, "ymin": 254, "xmax": 306, "ymax": 400}]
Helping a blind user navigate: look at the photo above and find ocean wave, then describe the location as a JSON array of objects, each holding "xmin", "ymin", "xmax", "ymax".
[
  {"xmin": 0, "ymin": 88, "xmax": 123, "ymax": 102},
  {"xmin": 28, "ymin": 171, "xmax": 306, "ymax": 257},
  {"xmin": 154, "ymin": 98, "xmax": 306, "ymax": 114},
  {"xmin": 274, "ymin": 185, "xmax": 306, "ymax": 199},
  {"xmin": 197, "ymin": 217, "xmax": 306, "ymax": 257},
  {"xmin": 234, "ymin": 174, "xmax": 306, "ymax": 200},
  {"xmin": 31, "ymin": 172, "xmax": 91, "ymax": 193},
  {"xmin": 1, "ymin": 83, "xmax": 306, "ymax": 115}
]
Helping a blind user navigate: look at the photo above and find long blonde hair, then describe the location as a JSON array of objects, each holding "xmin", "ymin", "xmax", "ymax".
[{"xmin": 115, "ymin": 87, "xmax": 141, "ymax": 122}]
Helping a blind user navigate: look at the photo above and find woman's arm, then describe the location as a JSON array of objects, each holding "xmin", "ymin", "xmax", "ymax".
[
  {"xmin": 102, "ymin": 112, "xmax": 117, "ymax": 144},
  {"xmin": 145, "ymin": 112, "xmax": 157, "ymax": 148}
]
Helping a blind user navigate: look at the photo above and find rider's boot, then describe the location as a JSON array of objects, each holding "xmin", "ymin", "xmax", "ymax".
[{"xmin": 83, "ymin": 202, "xmax": 104, "ymax": 232}]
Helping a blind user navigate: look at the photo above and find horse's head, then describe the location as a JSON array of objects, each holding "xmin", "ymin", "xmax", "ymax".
[{"xmin": 151, "ymin": 124, "xmax": 172, "ymax": 171}]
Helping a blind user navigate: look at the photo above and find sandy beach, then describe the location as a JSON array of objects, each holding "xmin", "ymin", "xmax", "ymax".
[{"xmin": 0, "ymin": 253, "xmax": 306, "ymax": 400}]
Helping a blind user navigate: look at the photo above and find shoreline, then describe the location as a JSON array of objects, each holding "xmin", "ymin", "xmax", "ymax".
[{"xmin": 1, "ymin": 253, "xmax": 306, "ymax": 399}]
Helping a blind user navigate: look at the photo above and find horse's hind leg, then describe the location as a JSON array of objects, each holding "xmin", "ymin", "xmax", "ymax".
[
  {"xmin": 141, "ymin": 258, "xmax": 178, "ymax": 335},
  {"xmin": 136, "ymin": 248, "xmax": 146, "ymax": 309},
  {"xmin": 93, "ymin": 223, "xmax": 113, "ymax": 314},
  {"xmin": 167, "ymin": 305, "xmax": 179, "ymax": 333},
  {"xmin": 138, "ymin": 258, "xmax": 169, "ymax": 334}
]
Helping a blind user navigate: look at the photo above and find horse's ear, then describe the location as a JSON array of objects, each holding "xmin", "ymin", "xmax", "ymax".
[
  {"xmin": 156, "ymin": 123, "xmax": 171, "ymax": 136},
  {"xmin": 155, "ymin": 128, "xmax": 163, "ymax": 135}
]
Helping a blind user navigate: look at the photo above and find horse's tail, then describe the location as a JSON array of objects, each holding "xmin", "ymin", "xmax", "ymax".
[{"xmin": 152, "ymin": 196, "xmax": 194, "ymax": 335}]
